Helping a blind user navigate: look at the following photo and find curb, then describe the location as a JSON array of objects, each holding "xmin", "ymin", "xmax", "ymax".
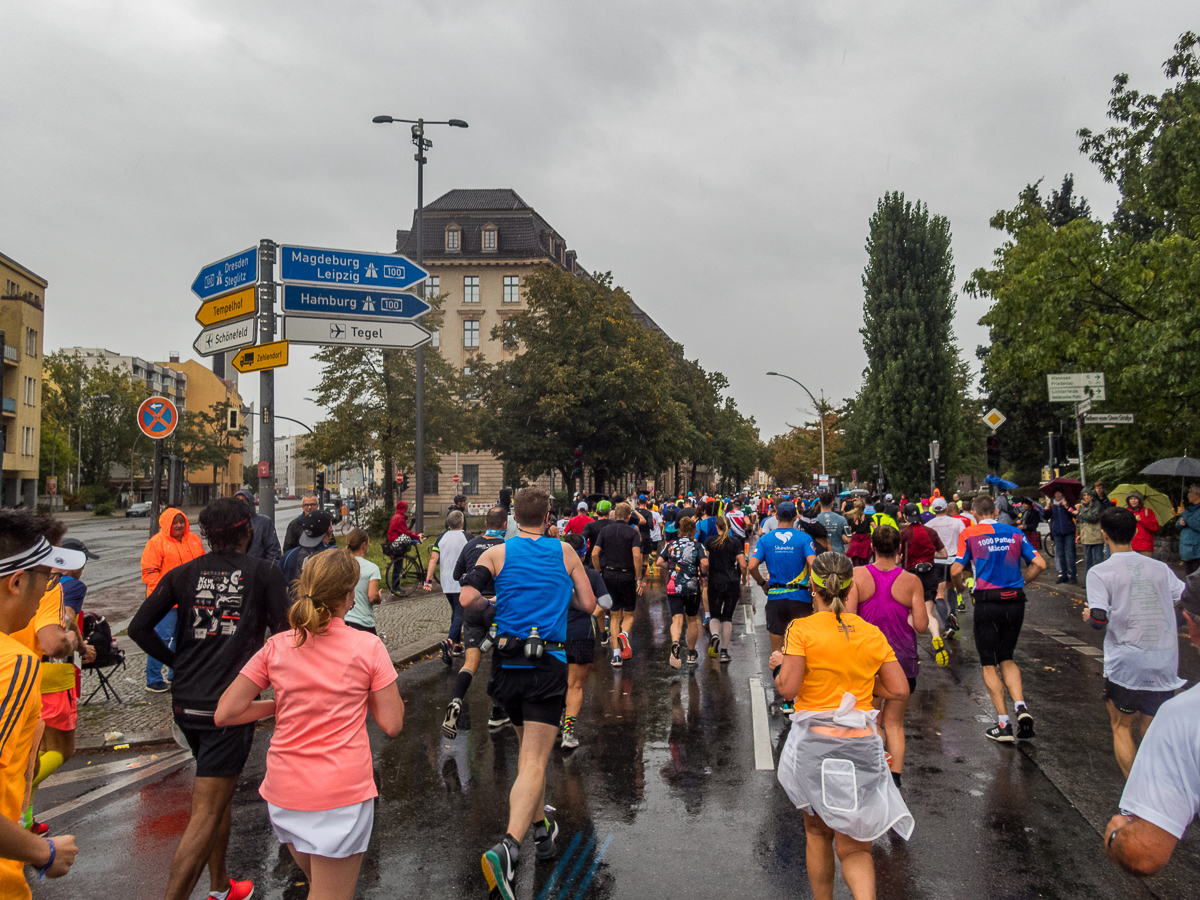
[
  {"xmin": 390, "ymin": 633, "xmax": 450, "ymax": 669},
  {"xmin": 76, "ymin": 729, "xmax": 176, "ymax": 753}
]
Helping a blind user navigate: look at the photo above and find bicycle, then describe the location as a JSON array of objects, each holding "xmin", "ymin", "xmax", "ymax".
[{"xmin": 383, "ymin": 538, "xmax": 425, "ymax": 598}]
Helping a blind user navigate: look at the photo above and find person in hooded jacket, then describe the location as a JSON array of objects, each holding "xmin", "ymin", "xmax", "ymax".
[
  {"xmin": 235, "ymin": 489, "xmax": 280, "ymax": 565},
  {"xmin": 387, "ymin": 500, "xmax": 424, "ymax": 544},
  {"xmin": 1124, "ymin": 492, "xmax": 1159, "ymax": 558},
  {"xmin": 140, "ymin": 508, "xmax": 205, "ymax": 691}
]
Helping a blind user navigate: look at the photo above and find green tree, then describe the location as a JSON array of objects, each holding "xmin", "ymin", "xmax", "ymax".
[
  {"xmin": 474, "ymin": 266, "xmax": 688, "ymax": 493},
  {"xmin": 844, "ymin": 193, "xmax": 965, "ymax": 495},
  {"xmin": 969, "ymin": 32, "xmax": 1200, "ymax": 478},
  {"xmin": 177, "ymin": 401, "xmax": 247, "ymax": 495}
]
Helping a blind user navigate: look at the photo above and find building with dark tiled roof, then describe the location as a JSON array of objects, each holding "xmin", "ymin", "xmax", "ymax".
[{"xmin": 394, "ymin": 189, "xmax": 668, "ymax": 517}]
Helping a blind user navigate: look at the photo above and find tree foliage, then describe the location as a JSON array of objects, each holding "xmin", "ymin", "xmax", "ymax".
[
  {"xmin": 841, "ymin": 193, "xmax": 968, "ymax": 495},
  {"xmin": 969, "ymin": 32, "xmax": 1200, "ymax": 479},
  {"xmin": 176, "ymin": 402, "xmax": 247, "ymax": 490}
]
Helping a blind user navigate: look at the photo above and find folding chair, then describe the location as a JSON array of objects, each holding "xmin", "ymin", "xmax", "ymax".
[{"xmin": 81, "ymin": 647, "xmax": 127, "ymax": 705}]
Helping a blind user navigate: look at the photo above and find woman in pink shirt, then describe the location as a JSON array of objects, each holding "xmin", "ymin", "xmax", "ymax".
[{"xmin": 216, "ymin": 549, "xmax": 404, "ymax": 900}]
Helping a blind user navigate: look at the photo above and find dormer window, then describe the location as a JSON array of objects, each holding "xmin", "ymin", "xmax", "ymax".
[
  {"xmin": 482, "ymin": 225, "xmax": 497, "ymax": 252},
  {"xmin": 445, "ymin": 224, "xmax": 461, "ymax": 251}
]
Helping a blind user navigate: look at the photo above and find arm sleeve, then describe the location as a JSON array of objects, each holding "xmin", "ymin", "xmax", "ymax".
[
  {"xmin": 459, "ymin": 564, "xmax": 495, "ymax": 594},
  {"xmin": 370, "ymin": 639, "xmax": 399, "ymax": 691},
  {"xmin": 589, "ymin": 570, "xmax": 613, "ymax": 610},
  {"xmin": 239, "ymin": 642, "xmax": 272, "ymax": 689},
  {"xmin": 128, "ymin": 573, "xmax": 179, "ymax": 666}
]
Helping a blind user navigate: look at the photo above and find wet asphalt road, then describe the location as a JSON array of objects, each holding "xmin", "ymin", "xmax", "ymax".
[{"xmin": 30, "ymin": 576, "xmax": 1200, "ymax": 899}]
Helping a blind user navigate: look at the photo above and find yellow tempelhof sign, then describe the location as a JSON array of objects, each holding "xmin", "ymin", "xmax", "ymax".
[
  {"xmin": 195, "ymin": 285, "xmax": 257, "ymax": 326},
  {"xmin": 232, "ymin": 340, "xmax": 289, "ymax": 373}
]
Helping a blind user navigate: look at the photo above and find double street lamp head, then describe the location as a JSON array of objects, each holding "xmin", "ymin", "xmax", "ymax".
[{"xmin": 371, "ymin": 115, "xmax": 469, "ymax": 128}]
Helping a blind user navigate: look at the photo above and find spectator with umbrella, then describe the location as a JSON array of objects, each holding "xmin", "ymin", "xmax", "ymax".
[
  {"xmin": 1110, "ymin": 484, "xmax": 1171, "ymax": 559},
  {"xmin": 1177, "ymin": 484, "xmax": 1200, "ymax": 575}
]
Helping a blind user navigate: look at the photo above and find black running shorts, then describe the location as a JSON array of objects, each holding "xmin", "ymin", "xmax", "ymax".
[
  {"xmin": 176, "ymin": 722, "xmax": 255, "ymax": 778},
  {"xmin": 709, "ymin": 582, "xmax": 741, "ymax": 622},
  {"xmin": 462, "ymin": 603, "xmax": 496, "ymax": 650},
  {"xmin": 565, "ymin": 639, "xmax": 595, "ymax": 666},
  {"xmin": 609, "ymin": 579, "xmax": 638, "ymax": 612},
  {"xmin": 668, "ymin": 592, "xmax": 703, "ymax": 618},
  {"xmin": 912, "ymin": 567, "xmax": 940, "ymax": 603},
  {"xmin": 766, "ymin": 599, "xmax": 813, "ymax": 636},
  {"xmin": 972, "ymin": 600, "xmax": 1025, "ymax": 667},
  {"xmin": 1103, "ymin": 680, "xmax": 1176, "ymax": 717},
  {"xmin": 487, "ymin": 657, "xmax": 567, "ymax": 727}
]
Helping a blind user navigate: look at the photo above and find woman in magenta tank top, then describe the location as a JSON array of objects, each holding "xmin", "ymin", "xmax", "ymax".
[{"xmin": 850, "ymin": 526, "xmax": 928, "ymax": 788}]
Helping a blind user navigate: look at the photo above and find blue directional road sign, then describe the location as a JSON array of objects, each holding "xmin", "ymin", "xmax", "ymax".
[
  {"xmin": 281, "ymin": 284, "xmax": 430, "ymax": 322},
  {"xmin": 191, "ymin": 247, "xmax": 258, "ymax": 301},
  {"xmin": 278, "ymin": 245, "xmax": 429, "ymax": 292}
]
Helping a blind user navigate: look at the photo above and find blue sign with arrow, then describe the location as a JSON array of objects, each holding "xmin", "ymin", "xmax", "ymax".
[
  {"xmin": 279, "ymin": 245, "xmax": 429, "ymax": 291},
  {"xmin": 191, "ymin": 247, "xmax": 258, "ymax": 301},
  {"xmin": 282, "ymin": 285, "xmax": 431, "ymax": 321}
]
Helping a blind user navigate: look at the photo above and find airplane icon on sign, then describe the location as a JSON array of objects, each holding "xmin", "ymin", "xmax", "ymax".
[{"xmin": 329, "ymin": 323, "xmax": 345, "ymax": 339}]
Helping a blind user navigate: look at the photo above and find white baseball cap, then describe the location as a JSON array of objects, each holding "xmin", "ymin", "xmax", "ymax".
[{"xmin": 931, "ymin": 497, "xmax": 948, "ymax": 512}]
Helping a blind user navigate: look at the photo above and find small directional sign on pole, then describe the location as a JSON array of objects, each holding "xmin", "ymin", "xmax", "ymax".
[
  {"xmin": 982, "ymin": 408, "xmax": 1006, "ymax": 431},
  {"xmin": 1048, "ymin": 372, "xmax": 1106, "ymax": 402},
  {"xmin": 281, "ymin": 284, "xmax": 431, "ymax": 321},
  {"xmin": 282, "ymin": 316, "xmax": 431, "ymax": 350},
  {"xmin": 193, "ymin": 318, "xmax": 256, "ymax": 357},
  {"xmin": 191, "ymin": 247, "xmax": 258, "ymax": 301},
  {"xmin": 232, "ymin": 340, "xmax": 289, "ymax": 373},
  {"xmin": 1085, "ymin": 413, "xmax": 1134, "ymax": 425},
  {"xmin": 195, "ymin": 285, "xmax": 257, "ymax": 326},
  {"xmin": 278, "ymin": 246, "xmax": 429, "ymax": 292}
]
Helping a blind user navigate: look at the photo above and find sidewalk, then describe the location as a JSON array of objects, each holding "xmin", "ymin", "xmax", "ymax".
[{"xmin": 76, "ymin": 588, "xmax": 454, "ymax": 751}]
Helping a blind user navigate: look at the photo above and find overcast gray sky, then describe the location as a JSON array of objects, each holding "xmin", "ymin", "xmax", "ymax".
[{"xmin": 2, "ymin": 1, "xmax": 1193, "ymax": 447}]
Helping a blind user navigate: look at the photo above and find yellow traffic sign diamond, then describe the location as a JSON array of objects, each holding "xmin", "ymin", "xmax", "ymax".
[{"xmin": 982, "ymin": 408, "xmax": 1006, "ymax": 429}]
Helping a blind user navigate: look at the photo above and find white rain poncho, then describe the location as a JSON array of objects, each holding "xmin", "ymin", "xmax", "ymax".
[{"xmin": 777, "ymin": 691, "xmax": 914, "ymax": 841}]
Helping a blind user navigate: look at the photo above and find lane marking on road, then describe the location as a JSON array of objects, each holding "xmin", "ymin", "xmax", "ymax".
[
  {"xmin": 1075, "ymin": 646, "xmax": 1104, "ymax": 656},
  {"xmin": 38, "ymin": 753, "xmax": 193, "ymax": 821},
  {"xmin": 749, "ymin": 677, "xmax": 775, "ymax": 770},
  {"xmin": 743, "ymin": 603, "xmax": 755, "ymax": 634},
  {"xmin": 41, "ymin": 750, "xmax": 189, "ymax": 788}
]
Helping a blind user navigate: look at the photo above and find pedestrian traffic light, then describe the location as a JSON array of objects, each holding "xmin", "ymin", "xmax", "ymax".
[
  {"xmin": 571, "ymin": 445, "xmax": 583, "ymax": 480},
  {"xmin": 986, "ymin": 436, "xmax": 1001, "ymax": 470}
]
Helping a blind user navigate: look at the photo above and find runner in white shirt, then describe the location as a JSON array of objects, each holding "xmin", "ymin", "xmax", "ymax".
[
  {"xmin": 1083, "ymin": 507, "xmax": 1185, "ymax": 777},
  {"xmin": 1104, "ymin": 572, "xmax": 1200, "ymax": 877},
  {"xmin": 424, "ymin": 511, "xmax": 471, "ymax": 664},
  {"xmin": 926, "ymin": 498, "xmax": 965, "ymax": 616}
]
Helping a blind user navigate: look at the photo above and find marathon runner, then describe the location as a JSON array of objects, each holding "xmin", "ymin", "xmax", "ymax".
[
  {"xmin": 951, "ymin": 495, "xmax": 1047, "ymax": 742},
  {"xmin": 704, "ymin": 515, "xmax": 745, "ymax": 662},
  {"xmin": 925, "ymin": 498, "xmax": 966, "ymax": 622},
  {"xmin": 593, "ymin": 503, "xmax": 643, "ymax": 666},
  {"xmin": 747, "ymin": 500, "xmax": 818, "ymax": 714},
  {"xmin": 899, "ymin": 503, "xmax": 952, "ymax": 667},
  {"xmin": 657, "ymin": 517, "xmax": 707, "ymax": 668},
  {"xmin": 560, "ymin": 535, "xmax": 612, "ymax": 749}
]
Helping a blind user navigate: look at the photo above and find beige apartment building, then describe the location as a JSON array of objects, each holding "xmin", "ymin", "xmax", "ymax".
[
  {"xmin": 394, "ymin": 189, "xmax": 668, "ymax": 522},
  {"xmin": 0, "ymin": 252, "xmax": 45, "ymax": 508}
]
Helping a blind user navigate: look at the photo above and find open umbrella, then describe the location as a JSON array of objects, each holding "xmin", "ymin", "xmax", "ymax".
[
  {"xmin": 985, "ymin": 474, "xmax": 1019, "ymax": 490},
  {"xmin": 1039, "ymin": 477, "xmax": 1082, "ymax": 506},
  {"xmin": 1110, "ymin": 483, "xmax": 1173, "ymax": 523},
  {"xmin": 1140, "ymin": 457, "xmax": 1200, "ymax": 478}
]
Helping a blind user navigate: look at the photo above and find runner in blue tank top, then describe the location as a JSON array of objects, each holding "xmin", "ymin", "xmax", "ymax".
[{"xmin": 458, "ymin": 488, "xmax": 596, "ymax": 900}]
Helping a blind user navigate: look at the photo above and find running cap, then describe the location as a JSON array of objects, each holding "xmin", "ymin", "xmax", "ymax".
[
  {"xmin": 597, "ymin": 500, "xmax": 612, "ymax": 513},
  {"xmin": 776, "ymin": 500, "xmax": 797, "ymax": 518},
  {"xmin": 638, "ymin": 494, "xmax": 647, "ymax": 501},
  {"xmin": 0, "ymin": 537, "xmax": 87, "ymax": 578},
  {"xmin": 60, "ymin": 537, "xmax": 99, "ymax": 561},
  {"xmin": 885, "ymin": 493, "xmax": 894, "ymax": 502},
  {"xmin": 931, "ymin": 498, "xmax": 948, "ymax": 512},
  {"xmin": 298, "ymin": 511, "xmax": 334, "ymax": 547},
  {"xmin": 902, "ymin": 502, "xmax": 922, "ymax": 523},
  {"xmin": 577, "ymin": 501, "xmax": 588, "ymax": 511}
]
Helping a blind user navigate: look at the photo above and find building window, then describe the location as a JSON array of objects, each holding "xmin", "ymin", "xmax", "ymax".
[
  {"xmin": 463, "ymin": 320, "xmax": 479, "ymax": 348},
  {"xmin": 4, "ymin": 281, "xmax": 17, "ymax": 297},
  {"xmin": 424, "ymin": 276, "xmax": 440, "ymax": 300},
  {"xmin": 503, "ymin": 275, "xmax": 520, "ymax": 303},
  {"xmin": 21, "ymin": 426, "xmax": 34, "ymax": 456},
  {"xmin": 430, "ymin": 327, "xmax": 440, "ymax": 348},
  {"xmin": 24, "ymin": 328, "xmax": 37, "ymax": 358},
  {"xmin": 463, "ymin": 276, "xmax": 479, "ymax": 303},
  {"xmin": 462, "ymin": 464, "xmax": 480, "ymax": 496},
  {"xmin": 483, "ymin": 227, "xmax": 497, "ymax": 252},
  {"xmin": 445, "ymin": 226, "xmax": 460, "ymax": 251},
  {"xmin": 424, "ymin": 469, "xmax": 439, "ymax": 494},
  {"xmin": 23, "ymin": 377, "xmax": 35, "ymax": 407}
]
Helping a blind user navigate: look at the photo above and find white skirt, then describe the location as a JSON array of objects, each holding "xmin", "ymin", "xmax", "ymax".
[{"xmin": 267, "ymin": 800, "xmax": 374, "ymax": 858}]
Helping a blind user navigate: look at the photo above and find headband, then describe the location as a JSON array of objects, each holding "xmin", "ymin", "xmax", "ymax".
[{"xmin": 810, "ymin": 570, "xmax": 853, "ymax": 593}]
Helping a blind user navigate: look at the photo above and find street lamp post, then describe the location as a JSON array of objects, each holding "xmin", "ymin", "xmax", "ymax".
[
  {"xmin": 372, "ymin": 114, "xmax": 468, "ymax": 534},
  {"xmin": 767, "ymin": 371, "xmax": 826, "ymax": 479}
]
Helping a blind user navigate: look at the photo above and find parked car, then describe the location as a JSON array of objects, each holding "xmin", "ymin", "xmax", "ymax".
[{"xmin": 126, "ymin": 501, "xmax": 152, "ymax": 518}]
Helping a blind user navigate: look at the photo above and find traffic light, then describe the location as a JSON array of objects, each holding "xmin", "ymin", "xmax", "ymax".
[
  {"xmin": 571, "ymin": 446, "xmax": 583, "ymax": 480},
  {"xmin": 316, "ymin": 472, "xmax": 325, "ymax": 494},
  {"xmin": 226, "ymin": 408, "xmax": 240, "ymax": 432},
  {"xmin": 936, "ymin": 459, "xmax": 947, "ymax": 482},
  {"xmin": 986, "ymin": 436, "xmax": 1001, "ymax": 470}
]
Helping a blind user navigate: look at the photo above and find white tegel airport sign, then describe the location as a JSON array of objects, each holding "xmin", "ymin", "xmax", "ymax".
[{"xmin": 282, "ymin": 316, "xmax": 431, "ymax": 350}]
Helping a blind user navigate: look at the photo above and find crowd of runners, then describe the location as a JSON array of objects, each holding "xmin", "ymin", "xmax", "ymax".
[{"xmin": 0, "ymin": 475, "xmax": 1197, "ymax": 900}]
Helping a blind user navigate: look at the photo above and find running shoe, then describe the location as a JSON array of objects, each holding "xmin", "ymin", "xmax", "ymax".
[
  {"xmin": 986, "ymin": 722, "xmax": 1015, "ymax": 743},
  {"xmin": 442, "ymin": 698, "xmax": 462, "ymax": 739},
  {"xmin": 145, "ymin": 683, "xmax": 169, "ymax": 693},
  {"xmin": 946, "ymin": 613, "xmax": 959, "ymax": 640},
  {"xmin": 686, "ymin": 649, "xmax": 699, "ymax": 666},
  {"xmin": 1015, "ymin": 707, "xmax": 1035, "ymax": 739},
  {"xmin": 482, "ymin": 838, "xmax": 517, "ymax": 900},
  {"xmin": 487, "ymin": 707, "xmax": 511, "ymax": 730},
  {"xmin": 611, "ymin": 651, "xmax": 622, "ymax": 668},
  {"xmin": 779, "ymin": 699, "xmax": 795, "ymax": 715},
  {"xmin": 210, "ymin": 879, "xmax": 254, "ymax": 900},
  {"xmin": 932, "ymin": 635, "xmax": 949, "ymax": 667},
  {"xmin": 440, "ymin": 639, "xmax": 454, "ymax": 666},
  {"xmin": 669, "ymin": 642, "xmax": 682, "ymax": 670},
  {"xmin": 956, "ymin": 593, "xmax": 966, "ymax": 612},
  {"xmin": 561, "ymin": 723, "xmax": 579, "ymax": 750},
  {"xmin": 719, "ymin": 649, "xmax": 731, "ymax": 664},
  {"xmin": 533, "ymin": 815, "xmax": 560, "ymax": 860},
  {"xmin": 708, "ymin": 633, "xmax": 720, "ymax": 658},
  {"xmin": 600, "ymin": 629, "xmax": 611, "ymax": 647},
  {"xmin": 617, "ymin": 632, "xmax": 633, "ymax": 660},
  {"xmin": 29, "ymin": 820, "xmax": 48, "ymax": 836}
]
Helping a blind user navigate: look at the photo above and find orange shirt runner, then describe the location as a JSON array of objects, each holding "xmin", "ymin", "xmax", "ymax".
[{"xmin": 783, "ymin": 611, "xmax": 897, "ymax": 712}]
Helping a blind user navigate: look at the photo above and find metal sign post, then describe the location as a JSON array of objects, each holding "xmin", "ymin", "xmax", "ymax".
[{"xmin": 258, "ymin": 240, "xmax": 277, "ymax": 524}]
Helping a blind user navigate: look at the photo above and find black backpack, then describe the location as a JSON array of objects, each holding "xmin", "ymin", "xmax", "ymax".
[
  {"xmin": 81, "ymin": 613, "xmax": 121, "ymax": 666},
  {"xmin": 668, "ymin": 539, "xmax": 702, "ymax": 596}
]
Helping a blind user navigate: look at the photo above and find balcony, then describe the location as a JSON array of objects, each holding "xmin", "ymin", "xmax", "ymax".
[
  {"xmin": 2, "ymin": 346, "xmax": 17, "ymax": 366},
  {"xmin": 1, "ymin": 398, "xmax": 15, "ymax": 417}
]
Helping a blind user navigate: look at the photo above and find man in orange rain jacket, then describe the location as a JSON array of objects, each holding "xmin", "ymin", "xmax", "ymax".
[{"xmin": 140, "ymin": 508, "xmax": 203, "ymax": 692}]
